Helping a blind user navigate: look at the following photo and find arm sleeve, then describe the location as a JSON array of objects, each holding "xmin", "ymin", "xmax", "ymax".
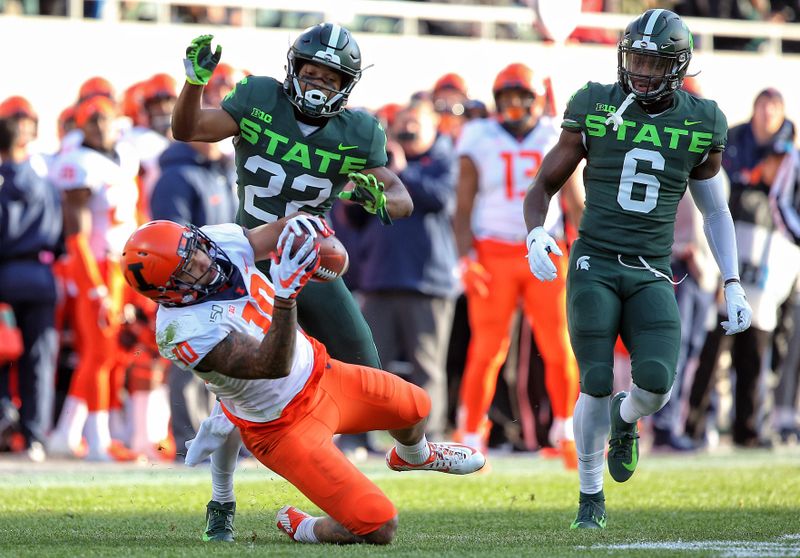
[
  {"xmin": 157, "ymin": 312, "xmax": 230, "ymax": 371},
  {"xmin": 688, "ymin": 170, "xmax": 739, "ymax": 282}
]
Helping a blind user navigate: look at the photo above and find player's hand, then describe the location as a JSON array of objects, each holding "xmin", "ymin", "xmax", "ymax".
[
  {"xmin": 459, "ymin": 257, "xmax": 491, "ymax": 298},
  {"xmin": 526, "ymin": 227, "xmax": 562, "ymax": 282},
  {"xmin": 88, "ymin": 285, "xmax": 114, "ymax": 329},
  {"xmin": 269, "ymin": 231, "xmax": 320, "ymax": 299},
  {"xmin": 721, "ymin": 281, "xmax": 752, "ymax": 335},
  {"xmin": 183, "ymin": 34, "xmax": 222, "ymax": 86},
  {"xmin": 338, "ymin": 172, "xmax": 392, "ymax": 225},
  {"xmin": 279, "ymin": 215, "xmax": 333, "ymax": 250}
]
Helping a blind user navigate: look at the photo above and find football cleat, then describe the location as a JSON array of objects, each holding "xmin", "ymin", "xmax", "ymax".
[
  {"xmin": 570, "ymin": 492, "xmax": 607, "ymax": 529},
  {"xmin": 276, "ymin": 505, "xmax": 311, "ymax": 541},
  {"xmin": 203, "ymin": 500, "xmax": 235, "ymax": 542},
  {"xmin": 386, "ymin": 442, "xmax": 486, "ymax": 475},
  {"xmin": 607, "ymin": 391, "xmax": 639, "ymax": 483}
]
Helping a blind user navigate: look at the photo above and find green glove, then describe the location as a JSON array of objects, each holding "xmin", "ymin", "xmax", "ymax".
[
  {"xmin": 183, "ymin": 35, "xmax": 222, "ymax": 86},
  {"xmin": 338, "ymin": 172, "xmax": 393, "ymax": 225}
]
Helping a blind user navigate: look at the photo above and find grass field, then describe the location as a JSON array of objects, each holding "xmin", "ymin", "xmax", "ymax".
[{"xmin": 1, "ymin": 447, "xmax": 799, "ymax": 557}]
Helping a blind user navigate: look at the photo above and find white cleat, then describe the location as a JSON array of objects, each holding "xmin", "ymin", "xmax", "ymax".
[{"xmin": 386, "ymin": 442, "xmax": 486, "ymax": 475}]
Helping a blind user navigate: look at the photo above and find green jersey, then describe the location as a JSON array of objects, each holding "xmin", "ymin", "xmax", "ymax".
[
  {"xmin": 563, "ymin": 82, "xmax": 727, "ymax": 258},
  {"xmin": 221, "ymin": 76, "xmax": 388, "ymax": 228}
]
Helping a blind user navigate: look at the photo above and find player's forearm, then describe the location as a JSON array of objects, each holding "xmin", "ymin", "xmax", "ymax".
[
  {"xmin": 384, "ymin": 178, "xmax": 414, "ymax": 219},
  {"xmin": 453, "ymin": 210, "xmax": 474, "ymax": 258},
  {"xmin": 523, "ymin": 182, "xmax": 552, "ymax": 231},
  {"xmin": 172, "ymin": 82, "xmax": 205, "ymax": 141},
  {"xmin": 253, "ymin": 297, "xmax": 297, "ymax": 379},
  {"xmin": 689, "ymin": 172, "xmax": 740, "ymax": 283}
]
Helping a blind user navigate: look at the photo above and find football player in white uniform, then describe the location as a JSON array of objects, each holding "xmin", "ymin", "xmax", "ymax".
[
  {"xmin": 120, "ymin": 214, "xmax": 485, "ymax": 545},
  {"xmin": 453, "ymin": 63, "xmax": 582, "ymax": 467}
]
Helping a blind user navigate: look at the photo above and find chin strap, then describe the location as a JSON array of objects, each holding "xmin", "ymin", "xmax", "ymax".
[{"xmin": 605, "ymin": 92, "xmax": 637, "ymax": 131}]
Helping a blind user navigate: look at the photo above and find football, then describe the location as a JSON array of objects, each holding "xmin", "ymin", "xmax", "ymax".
[{"xmin": 290, "ymin": 232, "xmax": 349, "ymax": 282}]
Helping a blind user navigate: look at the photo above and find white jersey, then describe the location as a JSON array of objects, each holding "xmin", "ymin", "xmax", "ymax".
[
  {"xmin": 155, "ymin": 224, "xmax": 321, "ymax": 423},
  {"xmin": 120, "ymin": 126, "xmax": 170, "ymax": 210},
  {"xmin": 49, "ymin": 142, "xmax": 140, "ymax": 260},
  {"xmin": 457, "ymin": 117, "xmax": 564, "ymax": 242}
]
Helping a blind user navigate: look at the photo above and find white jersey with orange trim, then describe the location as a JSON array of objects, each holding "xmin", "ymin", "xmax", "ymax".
[
  {"xmin": 155, "ymin": 223, "xmax": 320, "ymax": 423},
  {"xmin": 457, "ymin": 117, "xmax": 564, "ymax": 242},
  {"xmin": 49, "ymin": 142, "xmax": 140, "ymax": 260}
]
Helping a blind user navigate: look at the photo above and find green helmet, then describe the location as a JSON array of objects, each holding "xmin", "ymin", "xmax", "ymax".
[
  {"xmin": 617, "ymin": 9, "xmax": 692, "ymax": 103},
  {"xmin": 284, "ymin": 23, "xmax": 362, "ymax": 118}
]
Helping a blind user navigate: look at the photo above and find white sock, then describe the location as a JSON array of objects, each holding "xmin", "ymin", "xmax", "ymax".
[
  {"xmin": 129, "ymin": 392, "xmax": 150, "ymax": 453},
  {"xmin": 53, "ymin": 396, "xmax": 88, "ymax": 448},
  {"xmin": 395, "ymin": 435, "xmax": 431, "ymax": 464},
  {"xmin": 211, "ymin": 427, "xmax": 242, "ymax": 503},
  {"xmin": 185, "ymin": 406, "xmax": 236, "ymax": 467},
  {"xmin": 462, "ymin": 432, "xmax": 483, "ymax": 451},
  {"xmin": 563, "ymin": 416, "xmax": 575, "ymax": 442},
  {"xmin": 109, "ymin": 408, "xmax": 128, "ymax": 444},
  {"xmin": 85, "ymin": 411, "xmax": 111, "ymax": 453},
  {"xmin": 620, "ymin": 386, "xmax": 672, "ymax": 424},
  {"xmin": 573, "ymin": 394, "xmax": 610, "ymax": 494},
  {"xmin": 294, "ymin": 516, "xmax": 321, "ymax": 543},
  {"xmin": 577, "ymin": 449, "xmax": 605, "ymax": 495}
]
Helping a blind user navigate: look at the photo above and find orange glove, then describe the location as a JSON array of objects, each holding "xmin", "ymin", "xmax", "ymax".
[{"xmin": 459, "ymin": 256, "xmax": 491, "ymax": 298}]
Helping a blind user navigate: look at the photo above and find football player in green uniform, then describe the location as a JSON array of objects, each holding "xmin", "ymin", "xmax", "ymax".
[
  {"xmin": 171, "ymin": 23, "xmax": 413, "ymax": 541},
  {"xmin": 523, "ymin": 9, "xmax": 752, "ymax": 529}
]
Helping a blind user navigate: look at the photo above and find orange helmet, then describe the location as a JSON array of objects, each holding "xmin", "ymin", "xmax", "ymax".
[
  {"xmin": 492, "ymin": 63, "xmax": 543, "ymax": 97},
  {"xmin": 0, "ymin": 96, "xmax": 37, "ymax": 120},
  {"xmin": 143, "ymin": 73, "xmax": 177, "ymax": 103},
  {"xmin": 433, "ymin": 73, "xmax": 467, "ymax": 96},
  {"xmin": 75, "ymin": 96, "xmax": 116, "ymax": 128},
  {"xmin": 58, "ymin": 105, "xmax": 77, "ymax": 140},
  {"xmin": 121, "ymin": 220, "xmax": 230, "ymax": 306},
  {"xmin": 78, "ymin": 76, "xmax": 115, "ymax": 103},
  {"xmin": 121, "ymin": 81, "xmax": 147, "ymax": 125}
]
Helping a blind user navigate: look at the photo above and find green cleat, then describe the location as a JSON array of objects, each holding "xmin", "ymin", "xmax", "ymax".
[
  {"xmin": 570, "ymin": 491, "xmax": 607, "ymax": 529},
  {"xmin": 608, "ymin": 391, "xmax": 639, "ymax": 483},
  {"xmin": 203, "ymin": 500, "xmax": 235, "ymax": 542}
]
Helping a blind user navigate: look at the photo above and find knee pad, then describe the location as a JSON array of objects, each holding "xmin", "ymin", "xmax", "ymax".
[
  {"xmin": 633, "ymin": 359, "xmax": 674, "ymax": 395},
  {"xmin": 580, "ymin": 365, "xmax": 614, "ymax": 397}
]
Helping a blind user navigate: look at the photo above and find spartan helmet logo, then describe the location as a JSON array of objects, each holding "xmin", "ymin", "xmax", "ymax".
[{"xmin": 576, "ymin": 256, "xmax": 591, "ymax": 271}]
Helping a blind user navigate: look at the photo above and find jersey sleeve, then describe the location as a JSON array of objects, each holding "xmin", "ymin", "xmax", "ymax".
[
  {"xmin": 220, "ymin": 76, "xmax": 254, "ymax": 123},
  {"xmin": 455, "ymin": 119, "xmax": 482, "ymax": 158},
  {"xmin": 562, "ymin": 82, "xmax": 593, "ymax": 133},
  {"xmin": 709, "ymin": 101, "xmax": 728, "ymax": 152},
  {"xmin": 365, "ymin": 116, "xmax": 389, "ymax": 168},
  {"xmin": 156, "ymin": 311, "xmax": 230, "ymax": 371},
  {"xmin": 49, "ymin": 152, "xmax": 91, "ymax": 192}
]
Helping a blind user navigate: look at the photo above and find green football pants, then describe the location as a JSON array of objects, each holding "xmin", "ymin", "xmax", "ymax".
[{"xmin": 566, "ymin": 240, "xmax": 681, "ymax": 397}]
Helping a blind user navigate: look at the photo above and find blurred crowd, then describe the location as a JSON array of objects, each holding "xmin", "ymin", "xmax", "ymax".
[
  {"xmin": 1, "ymin": 48, "xmax": 799, "ymax": 467},
  {"xmin": 4, "ymin": 1, "xmax": 800, "ymax": 51}
]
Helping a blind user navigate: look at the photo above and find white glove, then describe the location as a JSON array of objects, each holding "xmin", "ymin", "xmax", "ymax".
[
  {"xmin": 526, "ymin": 226, "xmax": 563, "ymax": 282},
  {"xmin": 278, "ymin": 215, "xmax": 332, "ymax": 248},
  {"xmin": 721, "ymin": 281, "xmax": 752, "ymax": 335},
  {"xmin": 269, "ymin": 231, "xmax": 319, "ymax": 299}
]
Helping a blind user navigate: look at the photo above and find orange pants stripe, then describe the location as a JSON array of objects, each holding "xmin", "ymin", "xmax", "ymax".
[
  {"xmin": 459, "ymin": 239, "xmax": 579, "ymax": 433},
  {"xmin": 224, "ymin": 358, "xmax": 431, "ymax": 536}
]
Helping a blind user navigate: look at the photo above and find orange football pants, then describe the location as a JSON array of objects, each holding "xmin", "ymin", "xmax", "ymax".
[
  {"xmin": 459, "ymin": 239, "xmax": 579, "ymax": 433},
  {"xmin": 224, "ymin": 357, "xmax": 431, "ymax": 536},
  {"xmin": 68, "ymin": 260, "xmax": 126, "ymax": 412}
]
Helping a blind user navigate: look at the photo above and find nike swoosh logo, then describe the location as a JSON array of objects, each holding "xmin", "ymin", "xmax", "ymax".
[
  {"xmin": 684, "ymin": 119, "xmax": 702, "ymax": 126},
  {"xmin": 279, "ymin": 267, "xmax": 305, "ymax": 289},
  {"xmin": 622, "ymin": 438, "xmax": 638, "ymax": 471},
  {"xmin": 338, "ymin": 143, "xmax": 358, "ymax": 151}
]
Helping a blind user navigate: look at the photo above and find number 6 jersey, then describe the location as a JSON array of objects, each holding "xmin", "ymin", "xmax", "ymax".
[
  {"xmin": 563, "ymin": 81, "xmax": 727, "ymax": 258},
  {"xmin": 155, "ymin": 223, "xmax": 326, "ymax": 423}
]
